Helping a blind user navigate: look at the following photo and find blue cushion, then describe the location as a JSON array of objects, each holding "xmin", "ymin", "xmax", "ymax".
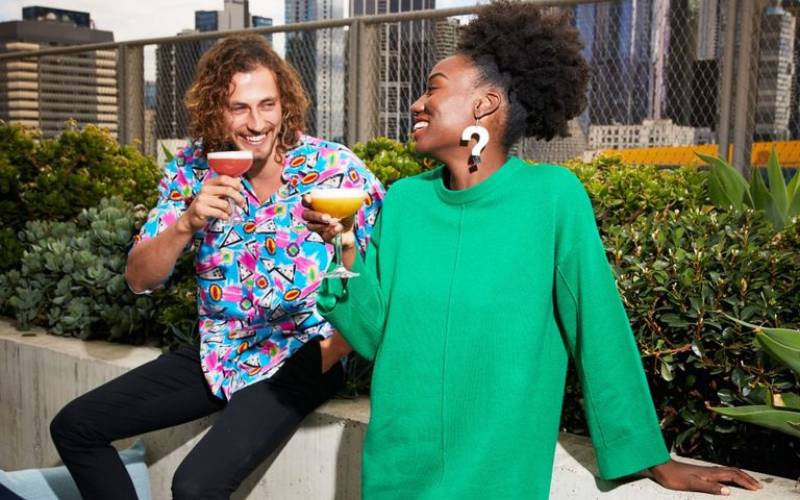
[{"xmin": 0, "ymin": 440, "xmax": 150, "ymax": 500}]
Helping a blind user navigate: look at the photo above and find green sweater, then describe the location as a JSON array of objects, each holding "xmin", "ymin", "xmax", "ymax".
[{"xmin": 318, "ymin": 157, "xmax": 670, "ymax": 499}]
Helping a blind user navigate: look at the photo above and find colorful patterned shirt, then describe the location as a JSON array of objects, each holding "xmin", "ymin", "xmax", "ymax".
[{"xmin": 134, "ymin": 135, "xmax": 384, "ymax": 399}]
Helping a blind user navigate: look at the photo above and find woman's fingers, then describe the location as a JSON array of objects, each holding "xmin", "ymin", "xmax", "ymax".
[{"xmin": 702, "ymin": 468, "xmax": 762, "ymax": 491}]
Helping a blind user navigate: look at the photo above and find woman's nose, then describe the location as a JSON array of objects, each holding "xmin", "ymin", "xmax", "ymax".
[{"xmin": 410, "ymin": 95, "xmax": 425, "ymax": 114}]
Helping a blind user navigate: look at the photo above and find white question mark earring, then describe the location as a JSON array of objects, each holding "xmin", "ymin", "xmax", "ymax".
[{"xmin": 461, "ymin": 119, "xmax": 490, "ymax": 173}]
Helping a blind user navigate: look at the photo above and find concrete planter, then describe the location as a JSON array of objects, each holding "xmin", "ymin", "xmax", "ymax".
[{"xmin": 0, "ymin": 320, "xmax": 795, "ymax": 499}]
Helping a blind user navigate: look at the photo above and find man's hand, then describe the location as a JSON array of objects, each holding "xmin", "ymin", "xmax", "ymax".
[
  {"xmin": 648, "ymin": 459, "xmax": 762, "ymax": 495},
  {"xmin": 179, "ymin": 175, "xmax": 247, "ymax": 233},
  {"xmin": 319, "ymin": 331, "xmax": 353, "ymax": 373}
]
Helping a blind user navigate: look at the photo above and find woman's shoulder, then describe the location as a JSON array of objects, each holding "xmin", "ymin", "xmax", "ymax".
[{"xmin": 510, "ymin": 157, "xmax": 588, "ymax": 199}]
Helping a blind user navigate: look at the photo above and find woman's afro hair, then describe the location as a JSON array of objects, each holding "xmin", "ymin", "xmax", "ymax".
[{"xmin": 458, "ymin": 0, "xmax": 590, "ymax": 147}]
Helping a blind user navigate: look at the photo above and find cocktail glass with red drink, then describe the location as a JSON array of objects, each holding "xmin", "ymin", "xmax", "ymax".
[{"xmin": 207, "ymin": 151, "xmax": 253, "ymax": 224}]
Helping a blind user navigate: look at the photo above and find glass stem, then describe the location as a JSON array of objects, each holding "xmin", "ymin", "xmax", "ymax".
[{"xmin": 334, "ymin": 232, "xmax": 343, "ymax": 269}]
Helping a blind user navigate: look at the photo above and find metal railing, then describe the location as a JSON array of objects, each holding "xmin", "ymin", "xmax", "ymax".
[{"xmin": 1, "ymin": 0, "xmax": 799, "ymax": 172}]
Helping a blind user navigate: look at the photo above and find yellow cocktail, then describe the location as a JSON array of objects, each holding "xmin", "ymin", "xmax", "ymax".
[
  {"xmin": 309, "ymin": 188, "xmax": 366, "ymax": 219},
  {"xmin": 309, "ymin": 188, "xmax": 366, "ymax": 279}
]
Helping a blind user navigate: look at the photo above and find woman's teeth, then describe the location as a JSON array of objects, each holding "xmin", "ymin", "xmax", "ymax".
[{"xmin": 413, "ymin": 121, "xmax": 429, "ymax": 131}]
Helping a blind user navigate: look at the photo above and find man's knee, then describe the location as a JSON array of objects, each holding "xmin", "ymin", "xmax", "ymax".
[
  {"xmin": 172, "ymin": 467, "xmax": 214, "ymax": 500},
  {"xmin": 50, "ymin": 399, "xmax": 102, "ymax": 447}
]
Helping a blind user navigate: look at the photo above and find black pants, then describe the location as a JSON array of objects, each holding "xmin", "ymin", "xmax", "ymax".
[{"xmin": 50, "ymin": 338, "xmax": 343, "ymax": 500}]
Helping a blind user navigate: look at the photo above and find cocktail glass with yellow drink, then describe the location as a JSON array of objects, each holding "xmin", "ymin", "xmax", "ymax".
[
  {"xmin": 207, "ymin": 150, "xmax": 253, "ymax": 225},
  {"xmin": 309, "ymin": 188, "xmax": 366, "ymax": 279}
]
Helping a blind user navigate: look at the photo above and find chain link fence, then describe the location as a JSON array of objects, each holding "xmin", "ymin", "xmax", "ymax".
[{"xmin": 1, "ymin": 0, "xmax": 799, "ymax": 171}]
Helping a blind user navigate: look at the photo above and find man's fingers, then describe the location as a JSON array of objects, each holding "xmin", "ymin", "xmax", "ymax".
[
  {"xmin": 202, "ymin": 185, "xmax": 246, "ymax": 207},
  {"xmin": 213, "ymin": 174, "xmax": 244, "ymax": 190}
]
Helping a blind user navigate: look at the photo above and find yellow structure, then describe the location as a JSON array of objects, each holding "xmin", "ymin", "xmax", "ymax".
[{"xmin": 599, "ymin": 141, "xmax": 800, "ymax": 168}]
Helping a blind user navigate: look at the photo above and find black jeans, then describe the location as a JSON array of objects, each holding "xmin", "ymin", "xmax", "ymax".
[{"xmin": 50, "ymin": 338, "xmax": 343, "ymax": 500}]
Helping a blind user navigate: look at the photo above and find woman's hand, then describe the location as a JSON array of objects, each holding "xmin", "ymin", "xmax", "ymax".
[
  {"xmin": 177, "ymin": 175, "xmax": 246, "ymax": 234},
  {"xmin": 301, "ymin": 194, "xmax": 356, "ymax": 249},
  {"xmin": 647, "ymin": 459, "xmax": 762, "ymax": 495},
  {"xmin": 319, "ymin": 331, "xmax": 353, "ymax": 373}
]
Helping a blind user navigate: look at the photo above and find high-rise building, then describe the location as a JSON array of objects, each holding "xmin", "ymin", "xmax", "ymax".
[
  {"xmin": 755, "ymin": 6, "xmax": 796, "ymax": 141},
  {"xmin": 588, "ymin": 0, "xmax": 654, "ymax": 126},
  {"xmin": 661, "ymin": 0, "xmax": 697, "ymax": 128},
  {"xmin": 434, "ymin": 18, "xmax": 459, "ymax": 62},
  {"xmin": 696, "ymin": 0, "xmax": 720, "ymax": 61},
  {"xmin": 252, "ymin": 16, "xmax": 274, "ymax": 45},
  {"xmin": 351, "ymin": 0, "xmax": 437, "ymax": 142},
  {"xmin": 22, "ymin": 6, "xmax": 91, "ymax": 28},
  {"xmin": 156, "ymin": 29, "xmax": 204, "ymax": 140},
  {"xmin": 195, "ymin": 11, "xmax": 220, "ymax": 32},
  {"xmin": 0, "ymin": 7, "xmax": 116, "ymax": 138},
  {"xmin": 285, "ymin": 1, "xmax": 346, "ymax": 142},
  {"xmin": 781, "ymin": 1, "xmax": 800, "ymax": 139},
  {"xmin": 648, "ymin": 0, "xmax": 671, "ymax": 120},
  {"xmin": 195, "ymin": 1, "xmax": 251, "ymax": 32}
]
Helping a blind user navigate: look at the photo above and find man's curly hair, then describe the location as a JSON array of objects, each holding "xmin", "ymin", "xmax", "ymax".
[
  {"xmin": 458, "ymin": 1, "xmax": 590, "ymax": 148},
  {"xmin": 185, "ymin": 34, "xmax": 309, "ymax": 158}
]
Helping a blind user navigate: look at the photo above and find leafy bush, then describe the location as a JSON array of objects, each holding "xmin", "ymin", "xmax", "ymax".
[
  {"xmin": 565, "ymin": 155, "xmax": 709, "ymax": 225},
  {"xmin": 352, "ymin": 136, "xmax": 437, "ymax": 186},
  {"xmin": 0, "ymin": 122, "xmax": 161, "ymax": 272},
  {"xmin": 0, "ymin": 198, "xmax": 155, "ymax": 340},
  {"xmin": 0, "ymin": 197, "xmax": 195, "ymax": 345},
  {"xmin": 557, "ymin": 180, "xmax": 800, "ymax": 477}
]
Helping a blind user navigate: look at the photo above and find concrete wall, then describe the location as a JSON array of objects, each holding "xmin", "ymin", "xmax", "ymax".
[{"xmin": 1, "ymin": 321, "xmax": 796, "ymax": 499}]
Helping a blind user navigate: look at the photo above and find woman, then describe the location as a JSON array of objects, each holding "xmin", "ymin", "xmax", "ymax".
[{"xmin": 303, "ymin": 2, "xmax": 762, "ymax": 499}]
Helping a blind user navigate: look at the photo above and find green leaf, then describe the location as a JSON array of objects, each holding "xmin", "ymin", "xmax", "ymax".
[
  {"xmin": 709, "ymin": 405, "xmax": 800, "ymax": 438},
  {"xmin": 765, "ymin": 146, "xmax": 788, "ymax": 216},
  {"xmin": 772, "ymin": 393, "xmax": 800, "ymax": 411},
  {"xmin": 787, "ymin": 170, "xmax": 800, "ymax": 217},
  {"xmin": 749, "ymin": 167, "xmax": 772, "ymax": 211},
  {"xmin": 723, "ymin": 315, "xmax": 800, "ymax": 374},
  {"xmin": 698, "ymin": 153, "xmax": 748, "ymax": 210},
  {"xmin": 756, "ymin": 329, "xmax": 800, "ymax": 375},
  {"xmin": 660, "ymin": 359, "xmax": 674, "ymax": 382}
]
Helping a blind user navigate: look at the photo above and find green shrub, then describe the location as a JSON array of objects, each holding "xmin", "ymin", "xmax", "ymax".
[
  {"xmin": 352, "ymin": 136, "xmax": 437, "ymax": 186},
  {"xmin": 0, "ymin": 122, "xmax": 161, "ymax": 272},
  {"xmin": 560, "ymin": 203, "xmax": 800, "ymax": 477},
  {"xmin": 565, "ymin": 155, "xmax": 709, "ymax": 225},
  {"xmin": 0, "ymin": 198, "xmax": 160, "ymax": 341}
]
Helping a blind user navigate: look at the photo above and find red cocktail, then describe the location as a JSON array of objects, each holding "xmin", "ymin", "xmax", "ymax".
[{"xmin": 207, "ymin": 151, "xmax": 253, "ymax": 224}]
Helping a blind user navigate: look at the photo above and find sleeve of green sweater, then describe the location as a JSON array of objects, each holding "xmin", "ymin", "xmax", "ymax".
[
  {"xmin": 554, "ymin": 178, "xmax": 671, "ymax": 480},
  {"xmin": 316, "ymin": 215, "xmax": 386, "ymax": 361}
]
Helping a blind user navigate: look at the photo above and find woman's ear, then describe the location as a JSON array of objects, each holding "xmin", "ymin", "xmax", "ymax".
[{"xmin": 474, "ymin": 90, "xmax": 502, "ymax": 120}]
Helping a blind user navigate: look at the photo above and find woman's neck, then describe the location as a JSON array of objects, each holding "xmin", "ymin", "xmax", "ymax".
[{"xmin": 444, "ymin": 147, "xmax": 508, "ymax": 190}]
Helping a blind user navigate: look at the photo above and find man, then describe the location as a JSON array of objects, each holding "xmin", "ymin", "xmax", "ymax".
[{"xmin": 50, "ymin": 34, "xmax": 384, "ymax": 500}]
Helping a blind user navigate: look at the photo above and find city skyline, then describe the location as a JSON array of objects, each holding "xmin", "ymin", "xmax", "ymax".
[
  {"xmin": 1, "ymin": 0, "xmax": 798, "ymax": 154},
  {"xmin": 0, "ymin": 0, "xmax": 480, "ymax": 43}
]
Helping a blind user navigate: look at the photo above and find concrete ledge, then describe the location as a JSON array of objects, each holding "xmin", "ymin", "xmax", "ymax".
[{"xmin": 0, "ymin": 320, "xmax": 796, "ymax": 499}]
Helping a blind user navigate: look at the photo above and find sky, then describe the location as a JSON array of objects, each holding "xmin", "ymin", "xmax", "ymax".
[
  {"xmin": 0, "ymin": 0, "xmax": 484, "ymax": 79},
  {"xmin": 0, "ymin": 0, "xmax": 481, "ymax": 42}
]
